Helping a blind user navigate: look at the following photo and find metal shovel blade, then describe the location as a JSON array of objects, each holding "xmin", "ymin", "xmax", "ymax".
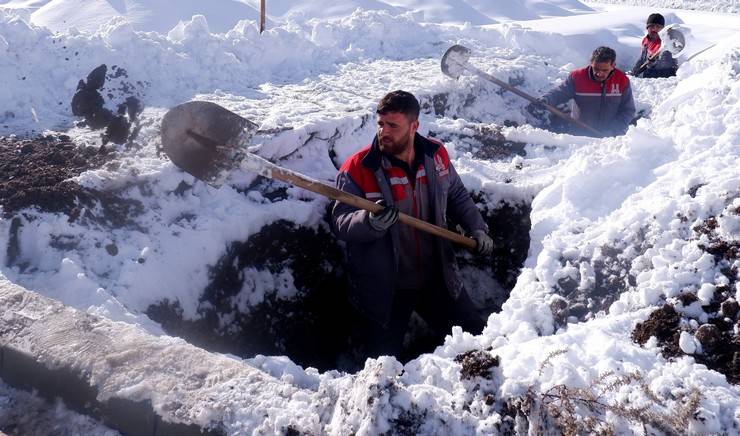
[
  {"xmin": 161, "ymin": 101, "xmax": 257, "ymax": 182},
  {"xmin": 441, "ymin": 44, "xmax": 472, "ymax": 79},
  {"xmin": 659, "ymin": 25, "xmax": 686, "ymax": 56}
]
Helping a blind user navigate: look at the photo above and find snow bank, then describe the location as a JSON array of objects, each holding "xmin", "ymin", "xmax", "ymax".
[{"xmin": 589, "ymin": 0, "xmax": 740, "ymax": 14}]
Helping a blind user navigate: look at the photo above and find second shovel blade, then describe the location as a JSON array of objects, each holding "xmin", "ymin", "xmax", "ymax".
[
  {"xmin": 441, "ymin": 44, "xmax": 472, "ymax": 79},
  {"xmin": 161, "ymin": 101, "xmax": 257, "ymax": 183}
]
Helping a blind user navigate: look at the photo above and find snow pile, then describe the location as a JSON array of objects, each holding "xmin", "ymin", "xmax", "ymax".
[
  {"xmin": 1, "ymin": 0, "xmax": 595, "ymax": 30},
  {"xmin": 25, "ymin": 0, "xmax": 261, "ymax": 33},
  {"xmin": 0, "ymin": 0, "xmax": 739, "ymax": 434},
  {"xmin": 590, "ymin": 0, "xmax": 740, "ymax": 14}
]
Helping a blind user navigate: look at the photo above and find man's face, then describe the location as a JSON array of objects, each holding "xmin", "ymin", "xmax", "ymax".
[
  {"xmin": 377, "ymin": 111, "xmax": 419, "ymax": 155},
  {"xmin": 647, "ymin": 23, "xmax": 663, "ymax": 37},
  {"xmin": 590, "ymin": 61, "xmax": 615, "ymax": 82}
]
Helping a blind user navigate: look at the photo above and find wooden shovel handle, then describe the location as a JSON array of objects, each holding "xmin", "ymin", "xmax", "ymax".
[
  {"xmin": 242, "ymin": 153, "xmax": 478, "ymax": 250},
  {"xmin": 639, "ymin": 52, "xmax": 661, "ymax": 71},
  {"xmin": 465, "ymin": 64, "xmax": 604, "ymax": 137}
]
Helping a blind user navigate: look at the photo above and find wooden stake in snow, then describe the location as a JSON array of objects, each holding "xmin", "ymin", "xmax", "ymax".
[{"xmin": 260, "ymin": 0, "xmax": 266, "ymax": 34}]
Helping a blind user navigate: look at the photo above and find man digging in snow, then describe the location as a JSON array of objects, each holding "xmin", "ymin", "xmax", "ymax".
[
  {"xmin": 631, "ymin": 13, "xmax": 678, "ymax": 79},
  {"xmin": 529, "ymin": 46, "xmax": 636, "ymax": 137},
  {"xmin": 332, "ymin": 90, "xmax": 493, "ymax": 360}
]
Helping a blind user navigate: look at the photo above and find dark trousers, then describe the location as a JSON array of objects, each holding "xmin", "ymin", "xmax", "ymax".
[{"xmin": 351, "ymin": 283, "xmax": 485, "ymax": 362}]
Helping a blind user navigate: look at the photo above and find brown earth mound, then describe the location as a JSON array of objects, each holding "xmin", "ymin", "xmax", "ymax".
[
  {"xmin": 632, "ymin": 208, "xmax": 740, "ymax": 384},
  {"xmin": 1, "ymin": 135, "xmax": 144, "ymax": 270},
  {"xmin": 0, "ymin": 135, "xmax": 113, "ymax": 216}
]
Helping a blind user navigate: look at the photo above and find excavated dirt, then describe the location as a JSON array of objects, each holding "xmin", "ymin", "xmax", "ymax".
[
  {"xmin": 549, "ymin": 243, "xmax": 638, "ymax": 326},
  {"xmin": 631, "ymin": 303, "xmax": 682, "ymax": 358},
  {"xmin": 0, "ymin": 136, "xmax": 113, "ymax": 216},
  {"xmin": 0, "ymin": 136, "xmax": 144, "ymax": 270},
  {"xmin": 690, "ymin": 212, "xmax": 740, "ymax": 384},
  {"xmin": 71, "ymin": 64, "xmax": 144, "ymax": 145},
  {"xmin": 632, "ymin": 209, "xmax": 740, "ymax": 384},
  {"xmin": 454, "ymin": 349, "xmax": 500, "ymax": 380}
]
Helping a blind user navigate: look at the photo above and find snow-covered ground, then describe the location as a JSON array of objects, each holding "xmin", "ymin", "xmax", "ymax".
[
  {"xmin": 590, "ymin": 0, "xmax": 740, "ymax": 14},
  {"xmin": 1, "ymin": 0, "xmax": 738, "ymax": 434}
]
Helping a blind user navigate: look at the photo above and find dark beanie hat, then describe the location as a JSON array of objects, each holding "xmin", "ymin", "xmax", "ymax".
[{"xmin": 646, "ymin": 13, "xmax": 665, "ymax": 27}]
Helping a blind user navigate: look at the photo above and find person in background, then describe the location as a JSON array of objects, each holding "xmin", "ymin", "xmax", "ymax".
[
  {"xmin": 331, "ymin": 90, "xmax": 493, "ymax": 360},
  {"xmin": 631, "ymin": 13, "xmax": 678, "ymax": 78},
  {"xmin": 529, "ymin": 46, "xmax": 636, "ymax": 137}
]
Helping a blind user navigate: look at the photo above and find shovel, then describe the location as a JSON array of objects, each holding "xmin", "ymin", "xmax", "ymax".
[
  {"xmin": 441, "ymin": 44, "xmax": 603, "ymax": 137},
  {"xmin": 637, "ymin": 25, "xmax": 687, "ymax": 72},
  {"xmin": 161, "ymin": 101, "xmax": 479, "ymax": 251}
]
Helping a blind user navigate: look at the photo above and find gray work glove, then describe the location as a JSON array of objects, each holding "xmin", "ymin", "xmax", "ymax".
[
  {"xmin": 368, "ymin": 200, "xmax": 399, "ymax": 232},
  {"xmin": 472, "ymin": 229, "xmax": 493, "ymax": 256},
  {"xmin": 525, "ymin": 98, "xmax": 549, "ymax": 123}
]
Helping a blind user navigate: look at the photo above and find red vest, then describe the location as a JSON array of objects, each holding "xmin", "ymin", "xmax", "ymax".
[
  {"xmin": 570, "ymin": 66, "xmax": 630, "ymax": 99},
  {"xmin": 339, "ymin": 138, "xmax": 450, "ymax": 206},
  {"xmin": 642, "ymin": 35, "xmax": 662, "ymax": 58}
]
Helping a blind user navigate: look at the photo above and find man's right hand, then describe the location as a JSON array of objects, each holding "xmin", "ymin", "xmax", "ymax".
[
  {"xmin": 368, "ymin": 200, "xmax": 399, "ymax": 231},
  {"xmin": 525, "ymin": 98, "xmax": 549, "ymax": 122},
  {"xmin": 472, "ymin": 230, "xmax": 493, "ymax": 256}
]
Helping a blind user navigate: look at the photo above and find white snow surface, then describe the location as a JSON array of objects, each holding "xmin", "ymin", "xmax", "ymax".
[
  {"xmin": 1, "ymin": 0, "xmax": 597, "ymax": 30},
  {"xmin": 588, "ymin": 0, "xmax": 740, "ymax": 14},
  {"xmin": 0, "ymin": 0, "xmax": 739, "ymax": 434}
]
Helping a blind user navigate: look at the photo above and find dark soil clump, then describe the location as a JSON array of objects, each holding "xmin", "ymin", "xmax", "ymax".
[
  {"xmin": 632, "ymin": 304, "xmax": 682, "ymax": 358},
  {"xmin": 695, "ymin": 328, "xmax": 740, "ymax": 384},
  {"xmin": 454, "ymin": 349, "xmax": 500, "ymax": 380},
  {"xmin": 71, "ymin": 65, "xmax": 144, "ymax": 145},
  {"xmin": 551, "ymin": 244, "xmax": 639, "ymax": 327},
  {"xmin": 692, "ymin": 211, "xmax": 740, "ymax": 383},
  {"xmin": 0, "ymin": 135, "xmax": 119, "ymax": 216},
  {"xmin": 632, "ymin": 207, "xmax": 740, "ymax": 384},
  {"xmin": 1, "ymin": 135, "xmax": 145, "ymax": 269}
]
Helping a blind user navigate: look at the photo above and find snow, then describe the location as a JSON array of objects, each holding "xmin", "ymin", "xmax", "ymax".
[
  {"xmin": 1, "ymin": 0, "xmax": 739, "ymax": 434},
  {"xmin": 29, "ymin": 0, "xmax": 262, "ymax": 34},
  {"xmin": 679, "ymin": 330, "xmax": 696, "ymax": 354},
  {"xmin": 589, "ymin": 0, "xmax": 740, "ymax": 14}
]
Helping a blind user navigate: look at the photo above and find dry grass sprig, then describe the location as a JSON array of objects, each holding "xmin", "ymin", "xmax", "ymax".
[{"xmin": 516, "ymin": 354, "xmax": 703, "ymax": 435}]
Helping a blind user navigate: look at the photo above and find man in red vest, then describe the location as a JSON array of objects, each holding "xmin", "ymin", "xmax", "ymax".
[
  {"xmin": 531, "ymin": 46, "xmax": 636, "ymax": 137},
  {"xmin": 332, "ymin": 90, "xmax": 493, "ymax": 360},
  {"xmin": 631, "ymin": 13, "xmax": 678, "ymax": 78}
]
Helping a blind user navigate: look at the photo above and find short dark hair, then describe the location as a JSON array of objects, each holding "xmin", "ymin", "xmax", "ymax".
[
  {"xmin": 376, "ymin": 90, "xmax": 420, "ymax": 120},
  {"xmin": 590, "ymin": 46, "xmax": 616, "ymax": 64},
  {"xmin": 646, "ymin": 13, "xmax": 665, "ymax": 27}
]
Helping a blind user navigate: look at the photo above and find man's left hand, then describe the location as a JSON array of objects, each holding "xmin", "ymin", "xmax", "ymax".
[{"xmin": 472, "ymin": 230, "xmax": 493, "ymax": 256}]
